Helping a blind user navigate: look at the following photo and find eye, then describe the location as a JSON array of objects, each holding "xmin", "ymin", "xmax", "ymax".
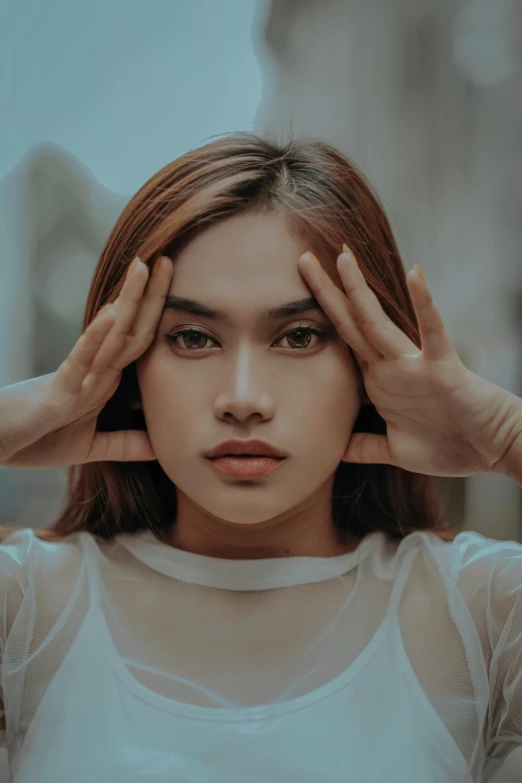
[
  {"xmin": 276, "ymin": 326, "xmax": 330, "ymax": 350},
  {"xmin": 165, "ymin": 325, "xmax": 332, "ymax": 352}
]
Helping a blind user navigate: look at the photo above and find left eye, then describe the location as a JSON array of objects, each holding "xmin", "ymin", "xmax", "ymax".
[{"xmin": 165, "ymin": 326, "xmax": 331, "ymax": 351}]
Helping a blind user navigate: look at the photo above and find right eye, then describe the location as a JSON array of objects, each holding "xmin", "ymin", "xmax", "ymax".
[{"xmin": 165, "ymin": 329, "xmax": 217, "ymax": 350}]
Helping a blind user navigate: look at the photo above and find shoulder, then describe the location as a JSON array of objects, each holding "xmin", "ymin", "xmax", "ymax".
[
  {"xmin": 395, "ymin": 528, "xmax": 522, "ymax": 609},
  {"xmin": 414, "ymin": 530, "xmax": 522, "ymax": 632},
  {"xmin": 0, "ymin": 527, "xmax": 103, "ymax": 592},
  {"xmin": 443, "ymin": 530, "xmax": 522, "ymax": 585},
  {"xmin": 405, "ymin": 528, "xmax": 522, "ymax": 573},
  {"xmin": 0, "ymin": 529, "xmax": 110, "ymax": 648},
  {"xmin": 0, "ymin": 526, "xmax": 89, "ymax": 557}
]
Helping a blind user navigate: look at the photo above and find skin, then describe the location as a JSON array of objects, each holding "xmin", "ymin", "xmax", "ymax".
[{"xmin": 136, "ymin": 212, "xmax": 366, "ymax": 560}]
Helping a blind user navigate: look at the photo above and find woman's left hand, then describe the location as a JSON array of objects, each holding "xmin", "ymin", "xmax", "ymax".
[{"xmin": 298, "ymin": 247, "xmax": 522, "ymax": 478}]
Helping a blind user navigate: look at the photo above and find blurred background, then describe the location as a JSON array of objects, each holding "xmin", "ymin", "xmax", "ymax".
[{"xmin": 0, "ymin": 0, "xmax": 521, "ymax": 779}]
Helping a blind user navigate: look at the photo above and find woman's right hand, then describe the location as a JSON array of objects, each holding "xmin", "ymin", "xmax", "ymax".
[{"xmin": 0, "ymin": 255, "xmax": 173, "ymax": 469}]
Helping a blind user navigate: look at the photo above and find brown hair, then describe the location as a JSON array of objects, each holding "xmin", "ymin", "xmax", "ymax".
[{"xmin": 2, "ymin": 132, "xmax": 461, "ymax": 546}]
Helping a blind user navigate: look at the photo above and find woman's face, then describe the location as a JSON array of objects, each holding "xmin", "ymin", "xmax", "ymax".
[{"xmin": 136, "ymin": 212, "xmax": 364, "ymax": 554}]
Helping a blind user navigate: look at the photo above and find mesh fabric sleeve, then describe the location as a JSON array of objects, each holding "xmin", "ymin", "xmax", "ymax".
[
  {"xmin": 454, "ymin": 532, "xmax": 522, "ymax": 763},
  {"xmin": 0, "ymin": 527, "xmax": 86, "ymax": 758},
  {"xmin": 0, "ymin": 529, "xmax": 36, "ymax": 750}
]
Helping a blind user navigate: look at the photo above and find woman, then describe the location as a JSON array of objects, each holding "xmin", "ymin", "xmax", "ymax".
[{"xmin": 0, "ymin": 132, "xmax": 521, "ymax": 782}]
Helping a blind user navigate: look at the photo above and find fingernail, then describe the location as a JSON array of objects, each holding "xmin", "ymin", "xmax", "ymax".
[
  {"xmin": 303, "ymin": 251, "xmax": 321, "ymax": 267},
  {"xmin": 342, "ymin": 243, "xmax": 359, "ymax": 267},
  {"xmin": 151, "ymin": 256, "xmax": 166, "ymax": 278},
  {"xmin": 412, "ymin": 264, "xmax": 426, "ymax": 283},
  {"xmin": 95, "ymin": 303, "xmax": 112, "ymax": 320},
  {"xmin": 126, "ymin": 256, "xmax": 141, "ymax": 280}
]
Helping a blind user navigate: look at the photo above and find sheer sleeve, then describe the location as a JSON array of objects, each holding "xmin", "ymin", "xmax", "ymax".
[
  {"xmin": 0, "ymin": 526, "xmax": 88, "ymax": 761},
  {"xmin": 454, "ymin": 532, "xmax": 522, "ymax": 764},
  {"xmin": 0, "ymin": 528, "xmax": 36, "ymax": 750}
]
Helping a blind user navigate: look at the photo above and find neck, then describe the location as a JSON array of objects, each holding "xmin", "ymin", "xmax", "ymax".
[{"xmin": 161, "ymin": 516, "xmax": 360, "ymax": 560}]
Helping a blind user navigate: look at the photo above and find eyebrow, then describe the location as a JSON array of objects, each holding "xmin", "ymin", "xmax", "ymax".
[{"xmin": 162, "ymin": 295, "xmax": 325, "ymax": 321}]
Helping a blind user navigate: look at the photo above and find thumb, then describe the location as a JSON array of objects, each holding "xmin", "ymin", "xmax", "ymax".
[
  {"xmin": 342, "ymin": 433, "xmax": 396, "ymax": 466},
  {"xmin": 86, "ymin": 430, "xmax": 157, "ymax": 463}
]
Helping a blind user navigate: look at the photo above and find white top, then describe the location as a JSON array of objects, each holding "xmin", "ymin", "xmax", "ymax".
[{"xmin": 0, "ymin": 525, "xmax": 521, "ymax": 782}]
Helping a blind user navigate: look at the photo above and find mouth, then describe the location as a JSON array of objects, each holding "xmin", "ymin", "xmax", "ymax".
[
  {"xmin": 209, "ymin": 454, "xmax": 284, "ymax": 459},
  {"xmin": 204, "ymin": 440, "xmax": 287, "ymax": 460},
  {"xmin": 206, "ymin": 455, "xmax": 286, "ymax": 479}
]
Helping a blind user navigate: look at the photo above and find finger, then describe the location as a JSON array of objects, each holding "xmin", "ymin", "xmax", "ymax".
[
  {"xmin": 336, "ymin": 250, "xmax": 419, "ymax": 359},
  {"xmin": 298, "ymin": 253, "xmax": 381, "ymax": 364},
  {"xmin": 53, "ymin": 308, "xmax": 116, "ymax": 397},
  {"xmin": 406, "ymin": 269, "xmax": 456, "ymax": 361},
  {"xmin": 342, "ymin": 432, "xmax": 396, "ymax": 466},
  {"xmin": 86, "ymin": 429, "xmax": 157, "ymax": 463},
  {"xmin": 90, "ymin": 259, "xmax": 150, "ymax": 373},
  {"xmin": 119, "ymin": 255, "xmax": 174, "ymax": 365}
]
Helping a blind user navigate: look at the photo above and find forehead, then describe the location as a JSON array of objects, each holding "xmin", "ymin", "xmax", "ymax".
[{"xmin": 169, "ymin": 212, "xmax": 307, "ymax": 297}]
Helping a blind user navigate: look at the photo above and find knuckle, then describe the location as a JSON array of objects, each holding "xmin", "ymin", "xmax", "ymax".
[
  {"xmin": 331, "ymin": 315, "xmax": 352, "ymax": 336},
  {"xmin": 341, "ymin": 280, "xmax": 358, "ymax": 297},
  {"xmin": 130, "ymin": 331, "xmax": 155, "ymax": 355},
  {"xmin": 105, "ymin": 332, "xmax": 128, "ymax": 355},
  {"xmin": 355, "ymin": 312, "xmax": 375, "ymax": 330},
  {"xmin": 138, "ymin": 327, "xmax": 157, "ymax": 345}
]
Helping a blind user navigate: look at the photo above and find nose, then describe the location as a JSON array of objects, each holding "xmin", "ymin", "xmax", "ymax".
[{"xmin": 212, "ymin": 347, "xmax": 275, "ymax": 423}]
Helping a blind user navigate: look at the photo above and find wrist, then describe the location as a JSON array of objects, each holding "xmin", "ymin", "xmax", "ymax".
[{"xmin": 494, "ymin": 396, "xmax": 522, "ymax": 486}]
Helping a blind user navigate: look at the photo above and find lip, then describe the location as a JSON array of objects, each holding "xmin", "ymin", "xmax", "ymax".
[
  {"xmin": 204, "ymin": 439, "xmax": 287, "ymax": 459},
  {"xmin": 206, "ymin": 455, "xmax": 286, "ymax": 479}
]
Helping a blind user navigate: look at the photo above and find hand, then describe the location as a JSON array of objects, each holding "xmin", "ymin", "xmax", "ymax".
[
  {"xmin": 297, "ymin": 247, "xmax": 522, "ymax": 478},
  {"xmin": 0, "ymin": 255, "xmax": 174, "ymax": 469}
]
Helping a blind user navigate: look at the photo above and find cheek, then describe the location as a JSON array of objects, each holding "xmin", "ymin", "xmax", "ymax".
[
  {"xmin": 136, "ymin": 356, "xmax": 208, "ymax": 452},
  {"xmin": 299, "ymin": 380, "xmax": 359, "ymax": 440},
  {"xmin": 313, "ymin": 350, "xmax": 361, "ymax": 414},
  {"xmin": 285, "ymin": 360, "xmax": 361, "ymax": 457},
  {"xmin": 136, "ymin": 356, "xmax": 184, "ymax": 425}
]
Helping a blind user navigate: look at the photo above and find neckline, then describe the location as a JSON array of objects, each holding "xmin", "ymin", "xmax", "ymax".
[
  {"xmin": 117, "ymin": 529, "xmax": 387, "ymax": 590},
  {"xmin": 92, "ymin": 603, "xmax": 392, "ymax": 721}
]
